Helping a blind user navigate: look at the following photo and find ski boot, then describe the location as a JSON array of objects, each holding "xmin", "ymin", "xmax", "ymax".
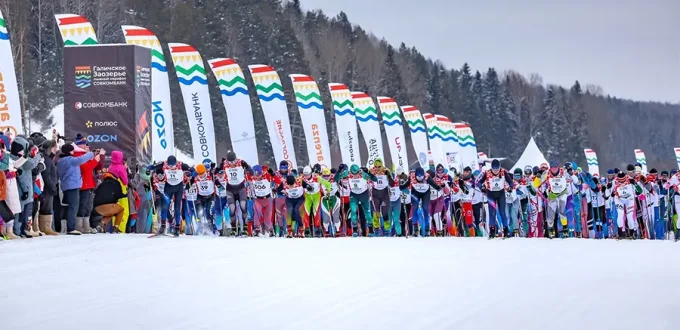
[
  {"xmin": 437, "ymin": 230, "xmax": 444, "ymax": 237},
  {"xmin": 568, "ymin": 229, "xmax": 575, "ymax": 238},
  {"xmin": 575, "ymin": 231, "xmax": 582, "ymax": 238},
  {"xmin": 173, "ymin": 224, "xmax": 181, "ymax": 237},
  {"xmin": 502, "ymin": 227, "xmax": 509, "ymax": 239},
  {"xmin": 548, "ymin": 229, "xmax": 555, "ymax": 239},
  {"xmin": 488, "ymin": 226, "xmax": 497, "ymax": 239},
  {"xmin": 157, "ymin": 222, "xmax": 167, "ymax": 236},
  {"xmin": 513, "ymin": 229, "xmax": 519, "ymax": 237}
]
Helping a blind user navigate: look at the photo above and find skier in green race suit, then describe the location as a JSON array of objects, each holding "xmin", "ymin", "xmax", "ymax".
[{"xmin": 336, "ymin": 164, "xmax": 378, "ymax": 236}]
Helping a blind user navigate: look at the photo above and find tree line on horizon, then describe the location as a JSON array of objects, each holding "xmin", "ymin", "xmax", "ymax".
[{"xmin": 2, "ymin": 0, "xmax": 678, "ymax": 170}]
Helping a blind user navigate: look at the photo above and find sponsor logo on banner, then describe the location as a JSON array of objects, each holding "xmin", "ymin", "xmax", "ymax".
[
  {"xmin": 85, "ymin": 120, "xmax": 118, "ymax": 128},
  {"xmin": 311, "ymin": 123, "xmax": 324, "ymax": 163},
  {"xmin": 75, "ymin": 66, "xmax": 92, "ymax": 89},
  {"xmin": 276, "ymin": 119, "xmax": 290, "ymax": 161},
  {"xmin": 0, "ymin": 70, "xmax": 18, "ymax": 136},
  {"xmin": 152, "ymin": 101, "xmax": 168, "ymax": 149},
  {"xmin": 368, "ymin": 138, "xmax": 380, "ymax": 167},
  {"xmin": 191, "ymin": 92, "xmax": 210, "ymax": 161},
  {"xmin": 86, "ymin": 134, "xmax": 118, "ymax": 143},
  {"xmin": 75, "ymin": 101, "xmax": 128, "ymax": 109},
  {"xmin": 347, "ymin": 131, "xmax": 356, "ymax": 163},
  {"xmin": 136, "ymin": 65, "xmax": 151, "ymax": 87},
  {"xmin": 395, "ymin": 136, "xmax": 404, "ymax": 167},
  {"xmin": 76, "ymin": 65, "xmax": 127, "ymax": 88}
]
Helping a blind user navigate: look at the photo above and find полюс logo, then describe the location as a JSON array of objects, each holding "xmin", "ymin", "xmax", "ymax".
[
  {"xmin": 75, "ymin": 66, "xmax": 92, "ymax": 89},
  {"xmin": 86, "ymin": 120, "xmax": 118, "ymax": 128}
]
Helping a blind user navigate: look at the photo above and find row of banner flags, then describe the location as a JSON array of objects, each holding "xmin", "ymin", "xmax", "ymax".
[{"xmin": 0, "ymin": 11, "xmax": 677, "ymax": 172}]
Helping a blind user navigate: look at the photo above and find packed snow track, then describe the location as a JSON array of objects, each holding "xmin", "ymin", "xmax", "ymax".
[{"xmin": 1, "ymin": 235, "xmax": 678, "ymax": 330}]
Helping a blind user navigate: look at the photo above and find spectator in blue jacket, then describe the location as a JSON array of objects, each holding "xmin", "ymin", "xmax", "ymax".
[{"xmin": 56, "ymin": 143, "xmax": 93, "ymax": 235}]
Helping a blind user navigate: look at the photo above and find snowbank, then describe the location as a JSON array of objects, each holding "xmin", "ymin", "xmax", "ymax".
[
  {"xmin": 32, "ymin": 104, "xmax": 195, "ymax": 164},
  {"xmin": 0, "ymin": 235, "xmax": 677, "ymax": 330}
]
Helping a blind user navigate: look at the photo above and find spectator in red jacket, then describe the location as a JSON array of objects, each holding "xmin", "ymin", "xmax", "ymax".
[{"xmin": 73, "ymin": 134, "xmax": 105, "ymax": 234}]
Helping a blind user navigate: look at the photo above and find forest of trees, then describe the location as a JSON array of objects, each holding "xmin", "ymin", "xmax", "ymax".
[{"xmin": 1, "ymin": 0, "xmax": 678, "ymax": 169}]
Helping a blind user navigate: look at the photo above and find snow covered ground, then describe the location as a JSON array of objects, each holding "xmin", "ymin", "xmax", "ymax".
[
  {"xmin": 30, "ymin": 104, "xmax": 195, "ymax": 163},
  {"xmin": 1, "ymin": 236, "xmax": 678, "ymax": 330}
]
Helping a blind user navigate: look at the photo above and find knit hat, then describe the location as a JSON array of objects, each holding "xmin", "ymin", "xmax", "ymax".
[
  {"xmin": 61, "ymin": 143, "xmax": 74, "ymax": 155},
  {"xmin": 75, "ymin": 133, "xmax": 87, "ymax": 146}
]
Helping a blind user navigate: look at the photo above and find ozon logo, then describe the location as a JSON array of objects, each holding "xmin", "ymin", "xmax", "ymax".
[{"xmin": 87, "ymin": 134, "xmax": 118, "ymax": 143}]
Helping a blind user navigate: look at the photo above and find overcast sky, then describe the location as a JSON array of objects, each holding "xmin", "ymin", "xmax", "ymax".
[{"xmin": 300, "ymin": 0, "xmax": 679, "ymax": 103}]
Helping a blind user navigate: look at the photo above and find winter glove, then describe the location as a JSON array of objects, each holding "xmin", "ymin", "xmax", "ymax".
[
  {"xmin": 21, "ymin": 191, "xmax": 28, "ymax": 201},
  {"xmin": 306, "ymin": 185, "xmax": 314, "ymax": 192},
  {"xmin": 607, "ymin": 182, "xmax": 612, "ymax": 189},
  {"xmin": 146, "ymin": 165, "xmax": 154, "ymax": 171},
  {"xmin": 267, "ymin": 167, "xmax": 275, "ymax": 176},
  {"xmin": 361, "ymin": 167, "xmax": 369, "ymax": 173},
  {"xmin": 16, "ymin": 168, "xmax": 22, "ymax": 176},
  {"xmin": 215, "ymin": 181, "xmax": 223, "ymax": 189}
]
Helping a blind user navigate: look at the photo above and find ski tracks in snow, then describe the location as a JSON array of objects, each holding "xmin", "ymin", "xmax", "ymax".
[{"xmin": 1, "ymin": 235, "xmax": 679, "ymax": 330}]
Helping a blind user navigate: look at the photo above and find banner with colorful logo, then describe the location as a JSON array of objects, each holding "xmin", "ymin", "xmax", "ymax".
[
  {"xmin": 329, "ymin": 83, "xmax": 360, "ymax": 166},
  {"xmin": 122, "ymin": 25, "xmax": 174, "ymax": 162},
  {"xmin": 633, "ymin": 149, "xmax": 648, "ymax": 174},
  {"xmin": 54, "ymin": 14, "xmax": 98, "ymax": 46},
  {"xmin": 291, "ymin": 74, "xmax": 331, "ymax": 167},
  {"xmin": 351, "ymin": 92, "xmax": 384, "ymax": 168},
  {"xmin": 168, "ymin": 43, "xmax": 216, "ymax": 163},
  {"xmin": 0, "ymin": 10, "xmax": 23, "ymax": 137},
  {"xmin": 208, "ymin": 58, "xmax": 258, "ymax": 165},
  {"xmin": 423, "ymin": 113, "xmax": 445, "ymax": 167},
  {"xmin": 674, "ymin": 148, "xmax": 680, "ymax": 170},
  {"xmin": 435, "ymin": 115, "xmax": 460, "ymax": 169},
  {"xmin": 454, "ymin": 122, "xmax": 478, "ymax": 170},
  {"xmin": 401, "ymin": 105, "xmax": 428, "ymax": 168},
  {"xmin": 248, "ymin": 64, "xmax": 297, "ymax": 168},
  {"xmin": 63, "ymin": 45, "xmax": 151, "ymax": 163},
  {"xmin": 583, "ymin": 148, "xmax": 600, "ymax": 177},
  {"xmin": 377, "ymin": 97, "xmax": 408, "ymax": 172}
]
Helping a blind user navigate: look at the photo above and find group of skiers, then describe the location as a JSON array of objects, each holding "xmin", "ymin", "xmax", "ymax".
[{"xmin": 145, "ymin": 152, "xmax": 680, "ymax": 241}]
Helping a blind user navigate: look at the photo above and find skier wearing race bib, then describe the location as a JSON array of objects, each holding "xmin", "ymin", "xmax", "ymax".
[
  {"xmin": 275, "ymin": 173, "xmax": 310, "ymax": 237},
  {"xmin": 221, "ymin": 151, "xmax": 251, "ymax": 232},
  {"xmin": 477, "ymin": 159, "xmax": 513, "ymax": 238},
  {"xmin": 336, "ymin": 164, "xmax": 353, "ymax": 236},
  {"xmin": 213, "ymin": 169, "xmax": 230, "ymax": 235},
  {"xmin": 189, "ymin": 163, "xmax": 217, "ymax": 235},
  {"xmin": 151, "ymin": 170, "xmax": 170, "ymax": 232},
  {"xmin": 430, "ymin": 165, "xmax": 452, "ymax": 236},
  {"xmin": 389, "ymin": 167, "xmax": 410, "ymax": 236},
  {"xmin": 302, "ymin": 166, "xmax": 323, "ymax": 236},
  {"xmin": 147, "ymin": 155, "xmax": 192, "ymax": 236},
  {"xmin": 410, "ymin": 167, "xmax": 442, "ymax": 237},
  {"xmin": 538, "ymin": 161, "xmax": 571, "ymax": 238},
  {"xmin": 249, "ymin": 165, "xmax": 275, "ymax": 236},
  {"xmin": 505, "ymin": 168, "xmax": 525, "ymax": 237},
  {"xmin": 461, "ymin": 167, "xmax": 482, "ymax": 236},
  {"xmin": 662, "ymin": 170, "xmax": 678, "ymax": 240},
  {"xmin": 446, "ymin": 168, "xmax": 464, "ymax": 236},
  {"xmin": 370, "ymin": 158, "xmax": 394, "ymax": 235},
  {"xmin": 272, "ymin": 161, "xmax": 291, "ymax": 237},
  {"xmin": 319, "ymin": 168, "xmax": 339, "ymax": 236},
  {"xmin": 335, "ymin": 164, "xmax": 377, "ymax": 236},
  {"xmin": 612, "ymin": 165, "xmax": 643, "ymax": 239}
]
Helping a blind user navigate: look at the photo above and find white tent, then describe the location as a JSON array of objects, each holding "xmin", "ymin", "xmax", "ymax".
[{"xmin": 512, "ymin": 137, "xmax": 548, "ymax": 170}]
